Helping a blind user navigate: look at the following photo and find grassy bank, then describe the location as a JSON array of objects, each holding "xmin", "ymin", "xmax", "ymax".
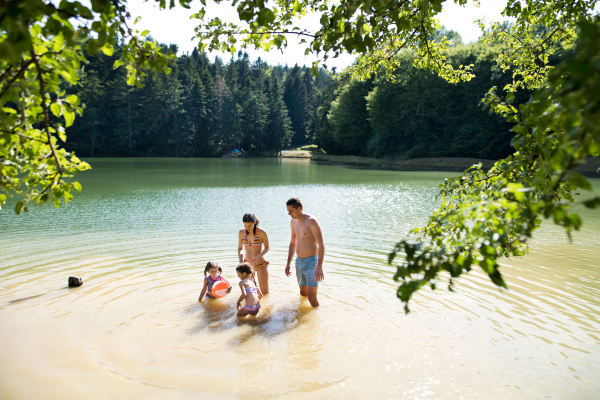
[
  {"xmin": 312, "ymin": 153, "xmax": 599, "ymax": 176},
  {"xmin": 225, "ymin": 146, "xmax": 599, "ymax": 177},
  {"xmin": 311, "ymin": 153, "xmax": 497, "ymax": 172}
]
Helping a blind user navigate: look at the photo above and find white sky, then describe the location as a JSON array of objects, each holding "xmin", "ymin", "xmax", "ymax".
[{"xmin": 126, "ymin": 0, "xmax": 510, "ymax": 69}]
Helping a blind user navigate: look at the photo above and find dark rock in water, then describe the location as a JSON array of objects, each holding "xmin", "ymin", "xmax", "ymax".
[{"xmin": 68, "ymin": 276, "xmax": 83, "ymax": 287}]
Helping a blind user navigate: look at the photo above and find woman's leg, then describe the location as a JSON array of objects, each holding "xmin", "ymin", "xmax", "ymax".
[{"xmin": 256, "ymin": 266, "xmax": 269, "ymax": 294}]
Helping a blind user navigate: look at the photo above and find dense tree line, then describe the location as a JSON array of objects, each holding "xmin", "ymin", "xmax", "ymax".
[
  {"xmin": 65, "ymin": 44, "xmax": 326, "ymax": 157},
  {"xmin": 66, "ymin": 31, "xmax": 569, "ymax": 160},
  {"xmin": 315, "ymin": 28, "xmax": 573, "ymax": 160},
  {"xmin": 317, "ymin": 43, "xmax": 523, "ymax": 160}
]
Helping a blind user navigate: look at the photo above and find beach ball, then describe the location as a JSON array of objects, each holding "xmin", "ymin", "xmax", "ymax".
[{"xmin": 211, "ymin": 281, "xmax": 230, "ymax": 298}]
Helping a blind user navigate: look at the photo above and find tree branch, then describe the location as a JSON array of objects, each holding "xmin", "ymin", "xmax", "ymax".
[{"xmin": 30, "ymin": 47, "xmax": 63, "ymax": 174}]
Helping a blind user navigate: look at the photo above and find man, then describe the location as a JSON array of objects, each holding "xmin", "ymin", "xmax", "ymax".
[{"xmin": 285, "ymin": 197, "xmax": 325, "ymax": 307}]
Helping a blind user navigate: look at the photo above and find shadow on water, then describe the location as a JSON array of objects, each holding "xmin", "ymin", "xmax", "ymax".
[{"xmin": 186, "ymin": 294, "xmax": 318, "ymax": 345}]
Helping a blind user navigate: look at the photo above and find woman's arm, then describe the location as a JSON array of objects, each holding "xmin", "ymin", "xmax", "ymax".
[
  {"xmin": 251, "ymin": 229, "xmax": 270, "ymax": 265},
  {"xmin": 237, "ymin": 230, "xmax": 245, "ymax": 263},
  {"xmin": 198, "ymin": 277, "xmax": 208, "ymax": 302}
]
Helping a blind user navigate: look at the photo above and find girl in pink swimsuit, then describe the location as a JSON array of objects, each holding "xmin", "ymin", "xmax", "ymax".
[
  {"xmin": 198, "ymin": 261, "xmax": 231, "ymax": 302},
  {"xmin": 235, "ymin": 262, "xmax": 262, "ymax": 317}
]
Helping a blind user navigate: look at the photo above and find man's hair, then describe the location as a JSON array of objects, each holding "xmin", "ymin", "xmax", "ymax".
[{"xmin": 286, "ymin": 197, "xmax": 303, "ymax": 210}]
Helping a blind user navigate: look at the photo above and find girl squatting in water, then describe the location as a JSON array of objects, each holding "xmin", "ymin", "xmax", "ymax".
[{"xmin": 235, "ymin": 262, "xmax": 262, "ymax": 317}]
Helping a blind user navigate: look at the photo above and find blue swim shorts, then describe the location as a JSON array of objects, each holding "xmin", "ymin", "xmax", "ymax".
[{"xmin": 296, "ymin": 255, "xmax": 319, "ymax": 287}]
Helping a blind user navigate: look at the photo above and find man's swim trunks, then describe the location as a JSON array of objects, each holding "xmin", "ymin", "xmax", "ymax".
[{"xmin": 295, "ymin": 255, "xmax": 319, "ymax": 287}]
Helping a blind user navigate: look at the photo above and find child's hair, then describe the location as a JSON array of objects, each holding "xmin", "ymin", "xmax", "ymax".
[
  {"xmin": 236, "ymin": 262, "xmax": 256, "ymax": 282},
  {"xmin": 243, "ymin": 213, "xmax": 259, "ymax": 235},
  {"xmin": 204, "ymin": 261, "xmax": 222, "ymax": 276}
]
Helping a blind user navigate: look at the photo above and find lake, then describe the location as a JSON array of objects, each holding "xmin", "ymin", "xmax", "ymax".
[{"xmin": 1, "ymin": 158, "xmax": 599, "ymax": 399}]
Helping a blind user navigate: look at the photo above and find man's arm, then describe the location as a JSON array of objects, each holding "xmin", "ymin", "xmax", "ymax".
[
  {"xmin": 309, "ymin": 217, "xmax": 325, "ymax": 282},
  {"xmin": 285, "ymin": 220, "xmax": 297, "ymax": 277}
]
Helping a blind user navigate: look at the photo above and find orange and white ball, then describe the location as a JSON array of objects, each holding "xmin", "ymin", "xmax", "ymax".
[{"xmin": 211, "ymin": 281, "xmax": 230, "ymax": 298}]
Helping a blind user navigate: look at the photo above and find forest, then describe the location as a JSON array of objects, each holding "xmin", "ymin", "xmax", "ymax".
[{"xmin": 65, "ymin": 29, "xmax": 569, "ymax": 160}]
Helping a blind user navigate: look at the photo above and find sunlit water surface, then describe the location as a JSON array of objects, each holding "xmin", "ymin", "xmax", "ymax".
[{"xmin": 1, "ymin": 158, "xmax": 599, "ymax": 399}]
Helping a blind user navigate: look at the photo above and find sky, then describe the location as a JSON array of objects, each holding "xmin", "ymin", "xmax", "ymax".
[{"xmin": 126, "ymin": 0, "xmax": 510, "ymax": 69}]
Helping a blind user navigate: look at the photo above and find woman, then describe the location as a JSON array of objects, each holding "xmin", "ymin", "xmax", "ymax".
[{"xmin": 238, "ymin": 213, "xmax": 270, "ymax": 294}]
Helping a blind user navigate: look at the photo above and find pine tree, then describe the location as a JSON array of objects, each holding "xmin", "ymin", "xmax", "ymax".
[{"xmin": 265, "ymin": 72, "xmax": 293, "ymax": 153}]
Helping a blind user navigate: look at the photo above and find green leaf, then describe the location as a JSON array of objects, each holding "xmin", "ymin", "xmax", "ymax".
[
  {"xmin": 50, "ymin": 103, "xmax": 61, "ymax": 117},
  {"xmin": 65, "ymin": 95, "xmax": 78, "ymax": 105},
  {"xmin": 113, "ymin": 60, "xmax": 124, "ymax": 69},
  {"xmin": 141, "ymin": 30, "xmax": 150, "ymax": 37},
  {"xmin": 101, "ymin": 44, "xmax": 114, "ymax": 56},
  {"xmin": 2, "ymin": 107, "xmax": 17, "ymax": 114},
  {"xmin": 63, "ymin": 109, "xmax": 75, "ymax": 127},
  {"xmin": 293, "ymin": 0, "xmax": 302, "ymax": 13}
]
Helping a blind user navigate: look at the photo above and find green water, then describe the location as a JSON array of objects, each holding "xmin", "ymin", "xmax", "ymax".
[{"xmin": 1, "ymin": 158, "xmax": 599, "ymax": 399}]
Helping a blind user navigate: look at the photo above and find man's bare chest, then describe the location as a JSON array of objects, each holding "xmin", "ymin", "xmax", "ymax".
[{"xmin": 294, "ymin": 224, "xmax": 314, "ymax": 240}]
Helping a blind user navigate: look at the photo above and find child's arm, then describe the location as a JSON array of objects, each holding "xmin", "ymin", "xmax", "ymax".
[
  {"xmin": 222, "ymin": 277, "xmax": 233, "ymax": 293},
  {"xmin": 257, "ymin": 285, "xmax": 263, "ymax": 300},
  {"xmin": 198, "ymin": 277, "xmax": 208, "ymax": 302},
  {"xmin": 236, "ymin": 282, "xmax": 247, "ymax": 310}
]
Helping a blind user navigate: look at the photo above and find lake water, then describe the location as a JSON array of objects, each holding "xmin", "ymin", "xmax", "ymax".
[{"xmin": 1, "ymin": 158, "xmax": 599, "ymax": 399}]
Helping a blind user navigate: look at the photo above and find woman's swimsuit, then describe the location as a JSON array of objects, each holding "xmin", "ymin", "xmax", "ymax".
[
  {"xmin": 243, "ymin": 233, "xmax": 269, "ymax": 269},
  {"xmin": 243, "ymin": 234, "xmax": 262, "ymax": 247},
  {"xmin": 242, "ymin": 283, "xmax": 260, "ymax": 315},
  {"xmin": 205, "ymin": 275, "xmax": 223, "ymax": 298}
]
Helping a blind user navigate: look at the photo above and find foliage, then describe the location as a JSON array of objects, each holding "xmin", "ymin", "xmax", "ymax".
[
  {"xmin": 318, "ymin": 41, "xmax": 528, "ymax": 159},
  {"xmin": 327, "ymin": 78, "xmax": 373, "ymax": 155},
  {"xmin": 389, "ymin": 17, "xmax": 600, "ymax": 312},
  {"xmin": 1, "ymin": 0, "xmax": 174, "ymax": 213},
  {"xmin": 193, "ymin": 0, "xmax": 476, "ymax": 83}
]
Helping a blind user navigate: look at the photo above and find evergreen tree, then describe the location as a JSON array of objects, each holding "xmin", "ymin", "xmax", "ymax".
[{"xmin": 265, "ymin": 73, "xmax": 293, "ymax": 153}]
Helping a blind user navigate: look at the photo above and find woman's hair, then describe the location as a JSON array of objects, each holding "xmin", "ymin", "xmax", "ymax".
[
  {"xmin": 236, "ymin": 262, "xmax": 256, "ymax": 282},
  {"xmin": 204, "ymin": 261, "xmax": 222, "ymax": 276},
  {"xmin": 243, "ymin": 213, "xmax": 259, "ymax": 235}
]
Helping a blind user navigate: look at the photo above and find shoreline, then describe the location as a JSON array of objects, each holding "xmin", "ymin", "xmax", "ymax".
[
  {"xmin": 238, "ymin": 151, "xmax": 600, "ymax": 177},
  {"xmin": 310, "ymin": 154, "xmax": 497, "ymax": 173}
]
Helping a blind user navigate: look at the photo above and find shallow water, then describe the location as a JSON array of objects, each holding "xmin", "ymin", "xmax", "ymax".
[{"xmin": 1, "ymin": 158, "xmax": 599, "ymax": 399}]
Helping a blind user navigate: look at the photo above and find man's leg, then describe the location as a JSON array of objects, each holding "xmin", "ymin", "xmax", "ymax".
[
  {"xmin": 299, "ymin": 285, "xmax": 308, "ymax": 296},
  {"xmin": 307, "ymin": 286, "xmax": 319, "ymax": 307}
]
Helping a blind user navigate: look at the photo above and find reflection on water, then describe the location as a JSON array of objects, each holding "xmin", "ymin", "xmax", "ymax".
[{"xmin": 0, "ymin": 158, "xmax": 599, "ymax": 399}]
